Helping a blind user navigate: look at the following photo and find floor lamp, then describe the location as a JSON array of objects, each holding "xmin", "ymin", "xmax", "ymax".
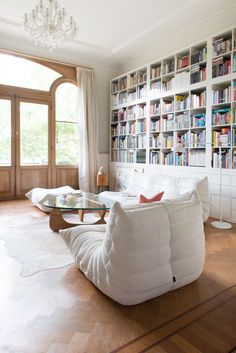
[{"xmin": 211, "ymin": 142, "xmax": 232, "ymax": 230}]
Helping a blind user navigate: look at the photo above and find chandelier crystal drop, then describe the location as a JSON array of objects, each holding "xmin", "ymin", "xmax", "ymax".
[{"xmin": 24, "ymin": 0, "xmax": 78, "ymax": 51}]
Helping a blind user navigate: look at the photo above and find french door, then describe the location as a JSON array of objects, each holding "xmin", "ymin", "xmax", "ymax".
[{"xmin": 0, "ymin": 95, "xmax": 51, "ymax": 198}]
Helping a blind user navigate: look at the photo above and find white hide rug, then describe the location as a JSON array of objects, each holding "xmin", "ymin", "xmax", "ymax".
[{"xmin": 0, "ymin": 209, "xmax": 102, "ymax": 277}]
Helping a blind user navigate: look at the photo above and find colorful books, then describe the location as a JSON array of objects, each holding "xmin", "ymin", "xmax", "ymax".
[
  {"xmin": 191, "ymin": 114, "xmax": 206, "ymax": 127},
  {"xmin": 212, "ymin": 127, "xmax": 231, "ymax": 146},
  {"xmin": 212, "ymin": 86, "xmax": 231, "ymax": 104},
  {"xmin": 212, "ymin": 109, "xmax": 231, "ymax": 125},
  {"xmin": 191, "ymin": 90, "xmax": 206, "ymax": 108}
]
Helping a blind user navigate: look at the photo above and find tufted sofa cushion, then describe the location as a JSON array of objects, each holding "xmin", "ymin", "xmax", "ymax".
[
  {"xmin": 60, "ymin": 191, "xmax": 205, "ymax": 305},
  {"xmin": 100, "ymin": 172, "xmax": 210, "ymax": 222}
]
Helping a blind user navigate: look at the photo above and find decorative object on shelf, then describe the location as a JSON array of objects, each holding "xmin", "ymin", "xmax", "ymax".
[
  {"xmin": 97, "ymin": 166, "xmax": 109, "ymax": 193},
  {"xmin": 211, "ymin": 141, "xmax": 232, "ymax": 230},
  {"xmin": 171, "ymin": 143, "xmax": 185, "ymax": 153},
  {"xmin": 23, "ymin": 0, "xmax": 78, "ymax": 51}
]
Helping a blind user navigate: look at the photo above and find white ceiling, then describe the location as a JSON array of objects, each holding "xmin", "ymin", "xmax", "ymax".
[{"xmin": 0, "ymin": 0, "xmax": 236, "ymax": 70}]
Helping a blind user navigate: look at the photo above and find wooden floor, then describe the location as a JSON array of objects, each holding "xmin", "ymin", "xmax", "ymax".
[{"xmin": 0, "ymin": 199, "xmax": 236, "ymax": 353}]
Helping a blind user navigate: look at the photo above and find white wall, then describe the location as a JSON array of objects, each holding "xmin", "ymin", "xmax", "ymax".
[{"xmin": 119, "ymin": 10, "xmax": 236, "ymax": 74}]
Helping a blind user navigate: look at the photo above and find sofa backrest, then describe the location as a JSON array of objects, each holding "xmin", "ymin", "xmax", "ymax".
[
  {"xmin": 102, "ymin": 191, "xmax": 205, "ymax": 304},
  {"xmin": 124, "ymin": 171, "xmax": 210, "ymax": 222}
]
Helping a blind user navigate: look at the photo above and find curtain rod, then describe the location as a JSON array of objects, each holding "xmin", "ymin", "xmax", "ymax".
[{"xmin": 0, "ymin": 48, "xmax": 92, "ymax": 70}]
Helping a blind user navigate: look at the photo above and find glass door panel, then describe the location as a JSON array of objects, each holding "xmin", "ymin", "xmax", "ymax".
[
  {"xmin": 20, "ymin": 102, "xmax": 48, "ymax": 165},
  {"xmin": 0, "ymin": 99, "xmax": 11, "ymax": 166}
]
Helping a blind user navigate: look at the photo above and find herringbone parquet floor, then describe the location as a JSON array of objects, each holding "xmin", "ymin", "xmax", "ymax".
[{"xmin": 0, "ymin": 199, "xmax": 236, "ymax": 353}]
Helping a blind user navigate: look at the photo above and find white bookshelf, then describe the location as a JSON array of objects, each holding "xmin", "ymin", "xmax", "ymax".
[{"xmin": 110, "ymin": 27, "xmax": 236, "ymax": 170}]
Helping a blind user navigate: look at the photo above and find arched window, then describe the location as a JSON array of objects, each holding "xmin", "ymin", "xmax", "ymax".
[
  {"xmin": 0, "ymin": 51, "xmax": 78, "ymax": 198},
  {"xmin": 0, "ymin": 53, "xmax": 61, "ymax": 91},
  {"xmin": 55, "ymin": 82, "xmax": 79, "ymax": 165}
]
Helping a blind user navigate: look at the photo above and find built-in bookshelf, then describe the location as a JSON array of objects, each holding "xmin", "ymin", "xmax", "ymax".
[{"xmin": 110, "ymin": 27, "xmax": 236, "ymax": 169}]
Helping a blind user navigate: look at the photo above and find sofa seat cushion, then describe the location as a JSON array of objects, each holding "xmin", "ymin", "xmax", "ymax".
[{"xmin": 60, "ymin": 191, "xmax": 205, "ymax": 305}]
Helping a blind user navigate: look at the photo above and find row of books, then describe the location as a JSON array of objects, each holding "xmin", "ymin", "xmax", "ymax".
[
  {"xmin": 233, "ymin": 54, "xmax": 236, "ymax": 74},
  {"xmin": 150, "ymin": 118, "xmax": 161, "ymax": 131},
  {"xmin": 127, "ymin": 71, "xmax": 147, "ymax": 87},
  {"xmin": 175, "ymin": 95, "xmax": 188, "ymax": 111},
  {"xmin": 150, "ymin": 103, "xmax": 161, "ymax": 115},
  {"xmin": 136, "ymin": 120, "xmax": 146, "ymax": 133},
  {"xmin": 151, "ymin": 65, "xmax": 161, "ymax": 79},
  {"xmin": 163, "ymin": 152, "xmax": 174, "ymax": 165},
  {"xmin": 176, "ymin": 111, "xmax": 190, "ymax": 129},
  {"xmin": 191, "ymin": 114, "xmax": 206, "ymax": 127},
  {"xmin": 163, "ymin": 99, "xmax": 174, "ymax": 113},
  {"xmin": 191, "ymin": 47, "xmax": 207, "ymax": 65},
  {"xmin": 162, "ymin": 60, "xmax": 175, "ymax": 75},
  {"xmin": 212, "ymin": 57, "xmax": 231, "ymax": 78},
  {"xmin": 111, "ymin": 135, "xmax": 148, "ymax": 150},
  {"xmin": 212, "ymin": 150, "xmax": 231, "ymax": 168},
  {"xmin": 136, "ymin": 150, "xmax": 146, "ymax": 163},
  {"xmin": 161, "ymin": 114, "xmax": 175, "ymax": 130},
  {"xmin": 150, "ymin": 80, "xmax": 162, "ymax": 95},
  {"xmin": 212, "ymin": 37, "xmax": 232, "ymax": 57},
  {"xmin": 162, "ymin": 135, "xmax": 173, "ymax": 148},
  {"xmin": 113, "ymin": 108, "xmax": 233, "ymax": 127},
  {"xmin": 116, "ymin": 105, "xmax": 148, "ymax": 122},
  {"xmin": 233, "ymin": 151, "xmax": 236, "ymax": 168},
  {"xmin": 150, "ymin": 150, "xmax": 160, "ymax": 164},
  {"xmin": 212, "ymin": 86, "xmax": 231, "ymax": 104},
  {"xmin": 191, "ymin": 90, "xmax": 206, "ymax": 108},
  {"xmin": 150, "ymin": 134, "xmax": 161, "ymax": 148},
  {"xmin": 137, "ymin": 134, "xmax": 146, "ymax": 149},
  {"xmin": 150, "ymin": 71, "xmax": 190, "ymax": 96},
  {"xmin": 189, "ymin": 130, "xmax": 206, "ymax": 147},
  {"xmin": 111, "ymin": 150, "xmax": 128, "ymax": 163},
  {"xmin": 190, "ymin": 65, "xmax": 206, "ymax": 84},
  {"xmin": 233, "ymin": 80, "xmax": 236, "ymax": 101},
  {"xmin": 212, "ymin": 108, "xmax": 232, "ymax": 125},
  {"xmin": 175, "ymin": 151, "xmax": 188, "ymax": 166},
  {"xmin": 212, "ymin": 128, "xmax": 231, "ymax": 146},
  {"xmin": 149, "ymin": 150, "xmax": 206, "ymax": 167},
  {"xmin": 176, "ymin": 55, "xmax": 189, "ymax": 70},
  {"xmin": 176, "ymin": 130, "xmax": 206, "ymax": 147},
  {"xmin": 233, "ymin": 128, "xmax": 236, "ymax": 146},
  {"xmin": 127, "ymin": 136, "xmax": 136, "ymax": 148}
]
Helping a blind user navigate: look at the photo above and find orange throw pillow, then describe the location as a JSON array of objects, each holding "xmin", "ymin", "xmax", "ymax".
[{"xmin": 139, "ymin": 191, "xmax": 164, "ymax": 204}]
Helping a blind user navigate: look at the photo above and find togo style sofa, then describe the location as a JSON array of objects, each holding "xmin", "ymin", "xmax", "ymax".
[
  {"xmin": 99, "ymin": 171, "xmax": 210, "ymax": 222},
  {"xmin": 60, "ymin": 191, "xmax": 205, "ymax": 305}
]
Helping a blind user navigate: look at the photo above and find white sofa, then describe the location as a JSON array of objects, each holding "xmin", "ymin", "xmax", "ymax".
[
  {"xmin": 60, "ymin": 191, "xmax": 205, "ymax": 305},
  {"xmin": 99, "ymin": 171, "xmax": 210, "ymax": 222}
]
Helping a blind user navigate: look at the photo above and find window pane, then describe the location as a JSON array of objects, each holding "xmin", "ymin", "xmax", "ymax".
[
  {"xmin": 56, "ymin": 83, "xmax": 77, "ymax": 122},
  {"xmin": 0, "ymin": 99, "xmax": 11, "ymax": 165},
  {"xmin": 56, "ymin": 122, "xmax": 79, "ymax": 165},
  {"xmin": 20, "ymin": 102, "xmax": 48, "ymax": 165},
  {"xmin": 0, "ymin": 53, "xmax": 61, "ymax": 91},
  {"xmin": 56, "ymin": 83, "xmax": 79, "ymax": 165}
]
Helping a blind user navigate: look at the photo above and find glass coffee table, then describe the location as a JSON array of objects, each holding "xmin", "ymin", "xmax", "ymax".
[{"xmin": 42, "ymin": 192, "xmax": 114, "ymax": 232}]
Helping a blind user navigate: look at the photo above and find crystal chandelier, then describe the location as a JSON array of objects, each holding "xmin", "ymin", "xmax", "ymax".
[{"xmin": 24, "ymin": 0, "xmax": 78, "ymax": 51}]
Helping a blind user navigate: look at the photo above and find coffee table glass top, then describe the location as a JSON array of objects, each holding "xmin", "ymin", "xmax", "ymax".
[{"xmin": 42, "ymin": 192, "xmax": 115, "ymax": 211}]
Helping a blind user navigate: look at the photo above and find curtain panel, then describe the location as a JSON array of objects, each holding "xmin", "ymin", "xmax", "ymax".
[{"xmin": 77, "ymin": 67, "xmax": 99, "ymax": 192}]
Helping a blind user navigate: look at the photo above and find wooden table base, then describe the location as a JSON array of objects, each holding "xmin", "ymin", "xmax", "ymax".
[{"xmin": 49, "ymin": 209, "xmax": 106, "ymax": 232}]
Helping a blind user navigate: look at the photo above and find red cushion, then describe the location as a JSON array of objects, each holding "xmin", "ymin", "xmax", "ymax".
[{"xmin": 139, "ymin": 191, "xmax": 164, "ymax": 204}]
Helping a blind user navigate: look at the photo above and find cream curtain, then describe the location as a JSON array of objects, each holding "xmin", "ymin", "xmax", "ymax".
[{"xmin": 77, "ymin": 67, "xmax": 98, "ymax": 192}]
